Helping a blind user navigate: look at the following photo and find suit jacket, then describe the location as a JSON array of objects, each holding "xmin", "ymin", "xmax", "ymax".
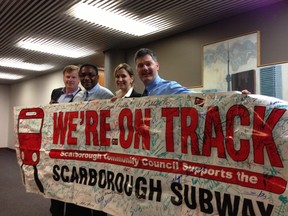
[
  {"xmin": 50, "ymin": 87, "xmax": 64, "ymax": 102},
  {"xmin": 127, "ymin": 89, "xmax": 142, "ymax": 98}
]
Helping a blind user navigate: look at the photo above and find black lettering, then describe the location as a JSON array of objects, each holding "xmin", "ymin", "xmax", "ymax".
[
  {"xmin": 61, "ymin": 165, "xmax": 69, "ymax": 182},
  {"xmin": 200, "ymin": 188, "xmax": 213, "ymax": 213},
  {"xmin": 135, "ymin": 177, "xmax": 147, "ymax": 199},
  {"xmin": 88, "ymin": 169, "xmax": 97, "ymax": 186},
  {"xmin": 184, "ymin": 184, "xmax": 197, "ymax": 209},
  {"xmin": 148, "ymin": 179, "xmax": 162, "ymax": 202},
  {"xmin": 51, "ymin": 166, "xmax": 164, "ymax": 204},
  {"xmin": 79, "ymin": 167, "xmax": 88, "ymax": 184},
  {"xmin": 70, "ymin": 166, "xmax": 79, "ymax": 183},
  {"xmin": 170, "ymin": 182, "xmax": 183, "ymax": 205},
  {"xmin": 124, "ymin": 174, "xmax": 133, "ymax": 196},
  {"xmin": 215, "ymin": 191, "xmax": 240, "ymax": 215},
  {"xmin": 242, "ymin": 198, "xmax": 255, "ymax": 216},
  {"xmin": 257, "ymin": 201, "xmax": 273, "ymax": 216},
  {"xmin": 52, "ymin": 165, "xmax": 60, "ymax": 181},
  {"xmin": 98, "ymin": 169, "xmax": 106, "ymax": 188},
  {"xmin": 115, "ymin": 173, "xmax": 124, "ymax": 193},
  {"xmin": 107, "ymin": 171, "xmax": 115, "ymax": 191}
]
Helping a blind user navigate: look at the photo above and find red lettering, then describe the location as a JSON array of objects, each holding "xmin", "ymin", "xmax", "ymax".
[
  {"xmin": 119, "ymin": 108, "xmax": 134, "ymax": 149},
  {"xmin": 67, "ymin": 111, "xmax": 78, "ymax": 145},
  {"xmin": 53, "ymin": 112, "xmax": 69, "ymax": 144},
  {"xmin": 85, "ymin": 111, "xmax": 99, "ymax": 145},
  {"xmin": 226, "ymin": 105, "xmax": 250, "ymax": 161},
  {"xmin": 253, "ymin": 106, "xmax": 285, "ymax": 167},
  {"xmin": 162, "ymin": 108, "xmax": 179, "ymax": 152},
  {"xmin": 51, "ymin": 102, "xmax": 285, "ymax": 170},
  {"xmin": 181, "ymin": 107, "xmax": 200, "ymax": 155},
  {"xmin": 202, "ymin": 106, "xmax": 225, "ymax": 158},
  {"xmin": 134, "ymin": 109, "xmax": 151, "ymax": 150},
  {"xmin": 100, "ymin": 110, "xmax": 111, "ymax": 146}
]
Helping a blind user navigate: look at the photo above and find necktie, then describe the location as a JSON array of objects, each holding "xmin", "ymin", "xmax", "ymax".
[
  {"xmin": 142, "ymin": 89, "xmax": 148, "ymax": 96},
  {"xmin": 84, "ymin": 91, "xmax": 89, "ymax": 101}
]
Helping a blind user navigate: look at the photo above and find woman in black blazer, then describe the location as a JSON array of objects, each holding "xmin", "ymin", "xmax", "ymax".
[{"xmin": 112, "ymin": 63, "xmax": 142, "ymax": 100}]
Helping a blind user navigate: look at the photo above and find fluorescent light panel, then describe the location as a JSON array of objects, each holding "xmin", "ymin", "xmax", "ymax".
[
  {"xmin": 0, "ymin": 72, "xmax": 24, "ymax": 80},
  {"xmin": 17, "ymin": 38, "xmax": 95, "ymax": 58},
  {"xmin": 0, "ymin": 58, "xmax": 54, "ymax": 71},
  {"xmin": 68, "ymin": 3, "xmax": 158, "ymax": 36}
]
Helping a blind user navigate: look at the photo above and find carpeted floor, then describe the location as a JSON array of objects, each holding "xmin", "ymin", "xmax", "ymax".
[{"xmin": 0, "ymin": 148, "xmax": 51, "ymax": 216}]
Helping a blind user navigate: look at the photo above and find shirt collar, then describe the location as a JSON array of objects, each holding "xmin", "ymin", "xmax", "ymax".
[
  {"xmin": 145, "ymin": 75, "xmax": 162, "ymax": 92},
  {"xmin": 63, "ymin": 87, "xmax": 80, "ymax": 96},
  {"xmin": 124, "ymin": 87, "xmax": 133, "ymax": 97},
  {"xmin": 115, "ymin": 87, "xmax": 133, "ymax": 98},
  {"xmin": 86, "ymin": 83, "xmax": 99, "ymax": 94}
]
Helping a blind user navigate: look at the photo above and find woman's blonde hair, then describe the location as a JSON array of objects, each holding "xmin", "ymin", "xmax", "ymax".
[{"xmin": 114, "ymin": 63, "xmax": 135, "ymax": 84}]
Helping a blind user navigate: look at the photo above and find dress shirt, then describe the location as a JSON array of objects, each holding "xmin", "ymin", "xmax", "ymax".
[
  {"xmin": 57, "ymin": 87, "xmax": 81, "ymax": 103},
  {"xmin": 145, "ymin": 75, "xmax": 196, "ymax": 96},
  {"xmin": 74, "ymin": 83, "xmax": 114, "ymax": 101}
]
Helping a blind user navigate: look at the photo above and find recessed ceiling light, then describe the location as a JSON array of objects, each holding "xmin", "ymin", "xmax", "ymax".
[
  {"xmin": 67, "ymin": 2, "xmax": 158, "ymax": 36},
  {"xmin": 0, "ymin": 58, "xmax": 54, "ymax": 71},
  {"xmin": 16, "ymin": 38, "xmax": 96, "ymax": 58},
  {"xmin": 0, "ymin": 72, "xmax": 24, "ymax": 80}
]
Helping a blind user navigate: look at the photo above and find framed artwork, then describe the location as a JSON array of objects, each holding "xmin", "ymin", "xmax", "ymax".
[{"xmin": 202, "ymin": 31, "xmax": 260, "ymax": 92}]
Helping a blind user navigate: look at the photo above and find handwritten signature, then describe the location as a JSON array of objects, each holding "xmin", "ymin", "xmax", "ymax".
[{"xmin": 243, "ymin": 190, "xmax": 267, "ymax": 199}]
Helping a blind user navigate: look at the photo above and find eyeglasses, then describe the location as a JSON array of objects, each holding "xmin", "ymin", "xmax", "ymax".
[{"xmin": 79, "ymin": 72, "xmax": 97, "ymax": 78}]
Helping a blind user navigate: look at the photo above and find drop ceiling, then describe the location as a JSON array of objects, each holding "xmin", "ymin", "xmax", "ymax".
[{"xmin": 0, "ymin": 0, "xmax": 284, "ymax": 84}]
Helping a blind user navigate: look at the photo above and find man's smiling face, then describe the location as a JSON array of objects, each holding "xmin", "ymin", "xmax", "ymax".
[{"xmin": 135, "ymin": 54, "xmax": 159, "ymax": 86}]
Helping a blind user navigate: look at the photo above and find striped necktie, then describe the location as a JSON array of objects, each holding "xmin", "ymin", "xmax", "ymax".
[{"xmin": 142, "ymin": 89, "xmax": 148, "ymax": 96}]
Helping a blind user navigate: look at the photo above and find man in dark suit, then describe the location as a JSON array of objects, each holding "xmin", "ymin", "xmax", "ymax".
[
  {"xmin": 49, "ymin": 65, "xmax": 81, "ymax": 104},
  {"xmin": 49, "ymin": 64, "xmax": 108, "ymax": 216},
  {"xmin": 50, "ymin": 64, "xmax": 93, "ymax": 216}
]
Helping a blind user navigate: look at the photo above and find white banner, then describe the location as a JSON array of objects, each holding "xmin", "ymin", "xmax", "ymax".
[{"xmin": 14, "ymin": 92, "xmax": 288, "ymax": 216}]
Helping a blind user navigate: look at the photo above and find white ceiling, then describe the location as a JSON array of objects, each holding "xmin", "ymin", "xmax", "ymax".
[{"xmin": 0, "ymin": 0, "xmax": 284, "ymax": 84}]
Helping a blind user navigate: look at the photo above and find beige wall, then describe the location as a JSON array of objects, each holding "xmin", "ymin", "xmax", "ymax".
[
  {"xmin": 0, "ymin": 85, "xmax": 10, "ymax": 148},
  {"xmin": 7, "ymin": 71, "xmax": 63, "ymax": 149}
]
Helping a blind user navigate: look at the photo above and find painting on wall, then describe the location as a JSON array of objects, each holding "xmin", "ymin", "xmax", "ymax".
[{"xmin": 202, "ymin": 31, "xmax": 259, "ymax": 92}]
